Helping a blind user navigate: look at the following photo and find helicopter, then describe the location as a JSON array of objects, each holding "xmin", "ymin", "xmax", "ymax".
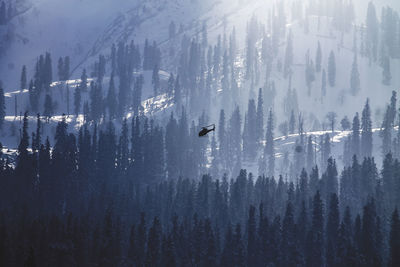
[{"xmin": 198, "ymin": 124, "xmax": 215, "ymax": 137}]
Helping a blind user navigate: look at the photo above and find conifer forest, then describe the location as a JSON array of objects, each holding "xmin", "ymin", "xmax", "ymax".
[{"xmin": 1, "ymin": 0, "xmax": 400, "ymax": 266}]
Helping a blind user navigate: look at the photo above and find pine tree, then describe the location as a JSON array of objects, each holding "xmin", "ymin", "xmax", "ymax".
[
  {"xmin": 57, "ymin": 57, "xmax": 64, "ymax": 81},
  {"xmin": 233, "ymin": 224, "xmax": 245, "ymax": 266},
  {"xmin": 44, "ymin": 52, "xmax": 52, "ymax": 89},
  {"xmin": 221, "ymin": 225, "xmax": 234, "ymax": 267},
  {"xmin": 390, "ymin": 208, "xmax": 400, "ymax": 267},
  {"xmin": 321, "ymin": 69, "xmax": 327, "ymax": 97},
  {"xmin": 167, "ymin": 74, "xmax": 174, "ymax": 97},
  {"xmin": 350, "ymin": 54, "xmax": 360, "ymax": 95},
  {"xmin": 316, "ymin": 41, "xmax": 322, "ymax": 72},
  {"xmin": 218, "ymin": 109, "xmax": 226, "ymax": 166},
  {"xmin": 307, "ymin": 191, "xmax": 324, "ymax": 267},
  {"xmin": 321, "ymin": 135, "xmax": 331, "ymax": 170},
  {"xmin": 146, "ymin": 217, "xmax": 161, "ymax": 266},
  {"xmin": 256, "ymin": 88, "xmax": 264, "ymax": 144},
  {"xmin": 328, "ymin": 51, "xmax": 336, "ymax": 87},
  {"xmin": 0, "ymin": 86, "xmax": 4, "ymax": 129},
  {"xmin": 229, "ymin": 106, "xmax": 242, "ymax": 175},
  {"xmin": 361, "ymin": 199, "xmax": 381, "ymax": 266},
  {"xmin": 283, "ymin": 29, "xmax": 293, "ymax": 79},
  {"xmin": 20, "ymin": 65, "xmax": 27, "ymax": 92},
  {"xmin": 282, "ymin": 202, "xmax": 298, "ymax": 266},
  {"xmin": 382, "ymin": 56, "xmax": 392, "ymax": 85},
  {"xmin": 174, "ymin": 75, "xmax": 181, "ymax": 107},
  {"xmin": 289, "ymin": 110, "xmax": 296, "ymax": 134},
  {"xmin": 265, "ymin": 109, "xmax": 275, "ymax": 177},
  {"xmin": 352, "ymin": 113, "xmax": 360, "ymax": 158},
  {"xmin": 64, "ymin": 56, "xmax": 70, "ymax": 80},
  {"xmin": 165, "ymin": 112, "xmax": 179, "ymax": 179},
  {"xmin": 244, "ymin": 99, "xmax": 257, "ymax": 160},
  {"xmin": 361, "ymin": 99, "xmax": 373, "ymax": 158},
  {"xmin": 326, "ymin": 112, "xmax": 337, "ymax": 133},
  {"xmin": 247, "ymin": 206, "xmax": 257, "ymax": 266},
  {"xmin": 33, "ymin": 113, "xmax": 41, "ymax": 152},
  {"xmin": 28, "ymin": 80, "xmax": 38, "ymax": 112},
  {"xmin": 326, "ymin": 193, "xmax": 339, "ymax": 267},
  {"xmin": 74, "ymin": 86, "xmax": 81, "ymax": 116},
  {"xmin": 133, "ymin": 75, "xmax": 143, "ymax": 115},
  {"xmin": 80, "ymin": 69, "xmax": 88, "ymax": 92},
  {"xmin": 18, "ymin": 112, "xmax": 29, "ymax": 162},
  {"xmin": 107, "ymin": 74, "xmax": 117, "ymax": 120},
  {"xmin": 366, "ymin": 2, "xmax": 379, "ymax": 62},
  {"xmin": 381, "ymin": 105, "xmax": 393, "ymax": 157},
  {"xmin": 340, "ymin": 116, "xmax": 351, "ymax": 131},
  {"xmin": 152, "ymin": 64, "xmax": 160, "ymax": 96},
  {"xmin": 306, "ymin": 135, "xmax": 314, "ymax": 173},
  {"xmin": 43, "ymin": 94, "xmax": 53, "ymax": 121}
]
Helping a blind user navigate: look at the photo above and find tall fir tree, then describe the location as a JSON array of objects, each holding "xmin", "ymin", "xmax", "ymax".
[
  {"xmin": 316, "ymin": 41, "xmax": 322, "ymax": 72},
  {"xmin": 20, "ymin": 65, "xmax": 27, "ymax": 92},
  {"xmin": 350, "ymin": 54, "xmax": 360, "ymax": 96},
  {"xmin": 152, "ymin": 64, "xmax": 160, "ymax": 96},
  {"xmin": 361, "ymin": 99, "xmax": 373, "ymax": 158},
  {"xmin": 265, "ymin": 109, "xmax": 275, "ymax": 177},
  {"xmin": 352, "ymin": 113, "xmax": 360, "ymax": 158},
  {"xmin": 328, "ymin": 51, "xmax": 336, "ymax": 87},
  {"xmin": 390, "ymin": 208, "xmax": 400, "ymax": 267},
  {"xmin": 283, "ymin": 29, "xmax": 293, "ymax": 79},
  {"xmin": 107, "ymin": 74, "xmax": 117, "ymax": 120},
  {"xmin": 382, "ymin": 56, "xmax": 392, "ymax": 85},
  {"xmin": 74, "ymin": 86, "xmax": 81, "ymax": 116},
  {"xmin": 321, "ymin": 69, "xmax": 327, "ymax": 98},
  {"xmin": 0, "ymin": 86, "xmax": 4, "ymax": 128},
  {"xmin": 256, "ymin": 88, "xmax": 264, "ymax": 143}
]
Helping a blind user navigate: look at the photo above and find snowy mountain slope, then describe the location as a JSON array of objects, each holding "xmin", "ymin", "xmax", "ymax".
[
  {"xmin": 242, "ymin": 127, "xmax": 387, "ymax": 178},
  {"xmin": 0, "ymin": 0, "xmax": 400, "ymax": 179}
]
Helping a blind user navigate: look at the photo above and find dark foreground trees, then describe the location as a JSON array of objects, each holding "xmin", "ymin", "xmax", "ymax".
[{"xmin": 0, "ymin": 116, "xmax": 398, "ymax": 266}]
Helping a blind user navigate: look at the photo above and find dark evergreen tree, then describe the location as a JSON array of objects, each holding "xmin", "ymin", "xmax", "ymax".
[
  {"xmin": 366, "ymin": 2, "xmax": 379, "ymax": 62},
  {"xmin": 390, "ymin": 208, "xmax": 400, "ymax": 267},
  {"xmin": 361, "ymin": 99, "xmax": 373, "ymax": 158},
  {"xmin": 256, "ymin": 88, "xmax": 264, "ymax": 143},
  {"xmin": 265, "ymin": 109, "xmax": 275, "ymax": 177},
  {"xmin": 152, "ymin": 64, "xmax": 160, "ymax": 96},
  {"xmin": 316, "ymin": 41, "xmax": 322, "ymax": 72},
  {"xmin": 350, "ymin": 54, "xmax": 360, "ymax": 96},
  {"xmin": 43, "ymin": 94, "xmax": 53, "ymax": 121},
  {"xmin": 328, "ymin": 51, "xmax": 336, "ymax": 87},
  {"xmin": 306, "ymin": 135, "xmax": 315, "ymax": 173},
  {"xmin": 341, "ymin": 116, "xmax": 351, "ymax": 131},
  {"xmin": 0, "ymin": 86, "xmax": 4, "ymax": 128},
  {"xmin": 64, "ymin": 56, "xmax": 70, "ymax": 80},
  {"xmin": 352, "ymin": 113, "xmax": 360, "ymax": 158},
  {"xmin": 382, "ymin": 56, "xmax": 392, "ymax": 85},
  {"xmin": 307, "ymin": 191, "xmax": 324, "ymax": 267},
  {"xmin": 21, "ymin": 65, "xmax": 27, "ymax": 92},
  {"xmin": 80, "ymin": 69, "xmax": 88, "ymax": 92},
  {"xmin": 326, "ymin": 194, "xmax": 339, "ymax": 267},
  {"xmin": 321, "ymin": 69, "xmax": 327, "ymax": 97},
  {"xmin": 247, "ymin": 206, "xmax": 257, "ymax": 266},
  {"xmin": 57, "ymin": 57, "xmax": 64, "ymax": 81},
  {"xmin": 289, "ymin": 110, "xmax": 296, "ymax": 134},
  {"xmin": 281, "ymin": 202, "xmax": 298, "ymax": 266},
  {"xmin": 107, "ymin": 74, "xmax": 117, "ymax": 120},
  {"xmin": 74, "ymin": 86, "xmax": 81, "ymax": 116},
  {"xmin": 283, "ymin": 29, "xmax": 293, "ymax": 79},
  {"xmin": 133, "ymin": 75, "xmax": 144, "ymax": 115}
]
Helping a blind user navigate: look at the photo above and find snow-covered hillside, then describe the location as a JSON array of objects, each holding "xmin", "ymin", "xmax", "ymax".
[{"xmin": 1, "ymin": 0, "xmax": 400, "ymax": 179}]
